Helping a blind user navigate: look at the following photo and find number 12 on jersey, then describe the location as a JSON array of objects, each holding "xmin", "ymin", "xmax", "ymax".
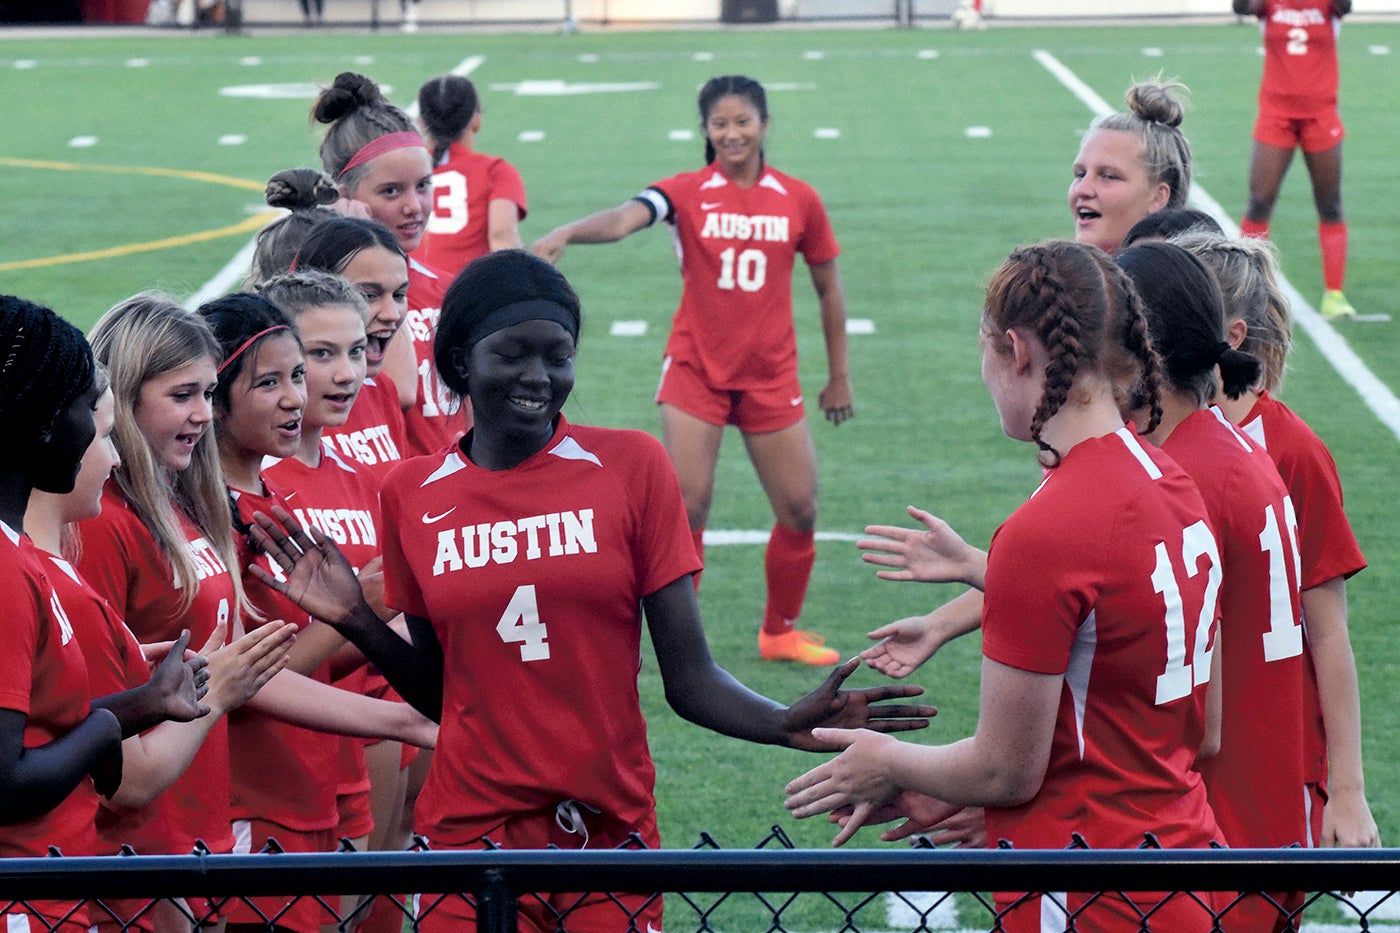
[{"xmin": 1153, "ymin": 520, "xmax": 1222, "ymax": 705}]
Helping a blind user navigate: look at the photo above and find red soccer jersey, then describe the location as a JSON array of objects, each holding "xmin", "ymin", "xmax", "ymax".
[
  {"xmin": 226, "ymin": 482, "xmax": 340, "ymax": 833},
  {"xmin": 0, "ymin": 526, "xmax": 100, "ymax": 862},
  {"xmin": 321, "ymin": 373, "xmax": 410, "ymax": 483},
  {"xmin": 1239, "ymin": 390, "xmax": 1365, "ymax": 786},
  {"xmin": 76, "ymin": 480, "xmax": 237, "ymax": 855},
  {"xmin": 264, "ymin": 449, "xmax": 386, "ymax": 801},
  {"xmin": 1256, "ymin": 0, "xmax": 1342, "ymax": 113},
  {"xmin": 643, "ymin": 164, "xmax": 840, "ymax": 389},
  {"xmin": 419, "ymin": 143, "xmax": 527, "ymax": 277},
  {"xmin": 379, "ymin": 417, "xmax": 700, "ymax": 846},
  {"xmin": 400, "ymin": 258, "xmax": 467, "ymax": 457},
  {"xmin": 1163, "ymin": 408, "xmax": 1307, "ymax": 850},
  {"xmin": 980, "ymin": 428, "xmax": 1222, "ymax": 852}
]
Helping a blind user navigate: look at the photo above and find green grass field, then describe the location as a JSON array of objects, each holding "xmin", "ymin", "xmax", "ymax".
[{"xmin": 3, "ymin": 20, "xmax": 1398, "ymax": 929}]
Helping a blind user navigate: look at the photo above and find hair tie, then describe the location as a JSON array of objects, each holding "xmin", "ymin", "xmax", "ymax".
[
  {"xmin": 218, "ymin": 325, "xmax": 291, "ymax": 375},
  {"xmin": 338, "ymin": 131, "xmax": 427, "ymax": 179},
  {"xmin": 1212, "ymin": 340, "xmax": 1231, "ymax": 363}
]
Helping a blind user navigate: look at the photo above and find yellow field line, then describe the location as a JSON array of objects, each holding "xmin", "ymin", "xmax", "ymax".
[{"xmin": 0, "ymin": 157, "xmax": 275, "ymax": 271}]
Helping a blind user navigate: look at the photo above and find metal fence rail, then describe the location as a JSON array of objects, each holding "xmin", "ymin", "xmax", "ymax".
[{"xmin": 6, "ymin": 833, "xmax": 1400, "ymax": 932}]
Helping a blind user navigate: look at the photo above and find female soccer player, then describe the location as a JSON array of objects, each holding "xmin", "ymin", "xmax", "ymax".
[
  {"xmin": 1118, "ymin": 239, "xmax": 1307, "ymax": 928},
  {"xmin": 0, "ymin": 294, "xmax": 202, "ymax": 933},
  {"xmin": 785, "ymin": 241, "xmax": 1223, "ymax": 931},
  {"xmin": 1234, "ymin": 0, "xmax": 1357, "ymax": 318},
  {"xmin": 197, "ymin": 290, "xmax": 433, "ymax": 933},
  {"xmin": 416, "ymin": 74, "xmax": 527, "ymax": 277},
  {"xmin": 293, "ymin": 216, "xmax": 412, "ymax": 479},
  {"xmin": 248, "ymin": 249, "xmax": 933, "ymax": 933},
  {"xmin": 533, "ymin": 75, "xmax": 855, "ymax": 665},
  {"xmin": 1069, "ymin": 78, "xmax": 1194, "ymax": 254},
  {"xmin": 1179, "ymin": 230, "xmax": 1379, "ymax": 849},
  {"xmin": 314, "ymin": 71, "xmax": 463, "ymax": 456}
]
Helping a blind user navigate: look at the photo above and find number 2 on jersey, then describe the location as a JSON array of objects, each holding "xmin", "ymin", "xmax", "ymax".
[
  {"xmin": 1152, "ymin": 519, "xmax": 1222, "ymax": 705},
  {"xmin": 497, "ymin": 584, "xmax": 550, "ymax": 661}
]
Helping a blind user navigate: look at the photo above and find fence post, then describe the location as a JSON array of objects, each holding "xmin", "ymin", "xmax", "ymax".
[{"xmin": 475, "ymin": 867, "xmax": 518, "ymax": 933}]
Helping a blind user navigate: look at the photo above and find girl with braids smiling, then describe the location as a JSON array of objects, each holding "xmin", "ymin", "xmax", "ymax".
[{"xmin": 786, "ymin": 240, "xmax": 1224, "ymax": 931}]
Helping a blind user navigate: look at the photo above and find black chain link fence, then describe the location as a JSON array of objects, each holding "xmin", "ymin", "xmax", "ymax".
[{"xmin": 6, "ymin": 829, "xmax": 1400, "ymax": 931}]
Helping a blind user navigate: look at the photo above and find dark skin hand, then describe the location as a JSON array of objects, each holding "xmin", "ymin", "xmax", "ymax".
[
  {"xmin": 0, "ymin": 706, "xmax": 123, "ymax": 823},
  {"xmin": 247, "ymin": 507, "xmax": 442, "ymax": 720},
  {"xmin": 249, "ymin": 507, "xmax": 937, "ymax": 744},
  {"xmin": 90, "ymin": 630, "xmax": 211, "ymax": 738}
]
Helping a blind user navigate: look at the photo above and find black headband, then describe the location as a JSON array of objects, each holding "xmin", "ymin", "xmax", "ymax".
[{"xmin": 466, "ymin": 299, "xmax": 578, "ymax": 348}]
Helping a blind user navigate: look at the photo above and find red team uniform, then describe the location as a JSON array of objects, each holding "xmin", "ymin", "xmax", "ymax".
[
  {"xmin": 1239, "ymin": 390, "xmax": 1367, "ymax": 845},
  {"xmin": 0, "ymin": 525, "xmax": 99, "ymax": 931},
  {"xmin": 979, "ymin": 428, "xmax": 1224, "ymax": 932},
  {"xmin": 400, "ymin": 260, "xmax": 466, "ymax": 457},
  {"xmin": 380, "ymin": 417, "xmax": 700, "ymax": 932},
  {"xmin": 1251, "ymin": 0, "xmax": 1345, "ymax": 152},
  {"xmin": 321, "ymin": 373, "xmax": 410, "ymax": 482},
  {"xmin": 225, "ymin": 482, "xmax": 338, "ymax": 933},
  {"xmin": 1163, "ymin": 408, "xmax": 1307, "ymax": 931},
  {"xmin": 419, "ymin": 142, "xmax": 527, "ymax": 276},
  {"xmin": 76, "ymin": 481, "xmax": 238, "ymax": 859},
  {"xmin": 639, "ymin": 164, "xmax": 839, "ymax": 431}
]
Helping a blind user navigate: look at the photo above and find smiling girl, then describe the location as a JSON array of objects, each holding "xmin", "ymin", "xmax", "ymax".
[
  {"xmin": 533, "ymin": 75, "xmax": 855, "ymax": 665},
  {"xmin": 314, "ymin": 72, "xmax": 464, "ymax": 457}
]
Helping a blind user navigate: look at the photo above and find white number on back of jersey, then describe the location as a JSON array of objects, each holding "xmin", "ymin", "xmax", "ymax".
[
  {"xmin": 497, "ymin": 584, "xmax": 550, "ymax": 661},
  {"xmin": 1287, "ymin": 27, "xmax": 1309, "ymax": 55},
  {"xmin": 716, "ymin": 247, "xmax": 767, "ymax": 292},
  {"xmin": 1152, "ymin": 519, "xmax": 1222, "ymax": 705},
  {"xmin": 1260, "ymin": 496, "xmax": 1304, "ymax": 662},
  {"xmin": 428, "ymin": 170, "xmax": 468, "ymax": 235}
]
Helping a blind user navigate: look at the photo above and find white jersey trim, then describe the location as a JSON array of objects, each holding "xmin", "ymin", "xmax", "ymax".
[
  {"xmin": 1115, "ymin": 426, "xmax": 1163, "ymax": 480},
  {"xmin": 1209, "ymin": 405, "xmax": 1255, "ymax": 452},
  {"xmin": 550, "ymin": 435, "xmax": 602, "ymax": 468},
  {"xmin": 759, "ymin": 172, "xmax": 789, "ymax": 196},
  {"xmin": 1066, "ymin": 609, "xmax": 1097, "ymax": 760},
  {"xmin": 1241, "ymin": 413, "xmax": 1267, "ymax": 450},
  {"xmin": 421, "ymin": 450, "xmax": 469, "ymax": 487},
  {"xmin": 408, "ymin": 257, "xmax": 441, "ymax": 279},
  {"xmin": 0, "ymin": 520, "xmax": 20, "ymax": 546}
]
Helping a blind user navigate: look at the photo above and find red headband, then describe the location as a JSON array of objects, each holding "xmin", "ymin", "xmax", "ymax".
[
  {"xmin": 338, "ymin": 131, "xmax": 427, "ymax": 179},
  {"xmin": 218, "ymin": 325, "xmax": 291, "ymax": 375}
]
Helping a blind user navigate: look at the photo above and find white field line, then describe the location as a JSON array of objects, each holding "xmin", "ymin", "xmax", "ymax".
[
  {"xmin": 185, "ymin": 55, "xmax": 484, "ymax": 306},
  {"xmin": 1032, "ymin": 49, "xmax": 1400, "ymax": 445}
]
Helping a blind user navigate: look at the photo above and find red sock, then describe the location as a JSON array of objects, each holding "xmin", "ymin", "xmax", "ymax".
[
  {"xmin": 1240, "ymin": 217, "xmax": 1270, "ymax": 240},
  {"xmin": 762, "ymin": 524, "xmax": 815, "ymax": 635},
  {"xmin": 1319, "ymin": 221, "xmax": 1348, "ymax": 291},
  {"xmin": 690, "ymin": 528, "xmax": 705, "ymax": 592}
]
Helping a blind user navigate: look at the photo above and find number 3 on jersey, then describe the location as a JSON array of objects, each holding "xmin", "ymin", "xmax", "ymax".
[
  {"xmin": 1153, "ymin": 519, "xmax": 1222, "ymax": 705},
  {"xmin": 497, "ymin": 584, "xmax": 550, "ymax": 661}
]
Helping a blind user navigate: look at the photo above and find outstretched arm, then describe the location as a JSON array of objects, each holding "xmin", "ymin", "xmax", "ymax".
[
  {"xmin": 643, "ymin": 576, "xmax": 935, "ymax": 749},
  {"xmin": 487, "ymin": 198, "xmax": 525, "ymax": 252},
  {"xmin": 863, "ymin": 589, "xmax": 985, "ymax": 679},
  {"xmin": 858, "ymin": 506, "xmax": 988, "ymax": 588},
  {"xmin": 531, "ymin": 199, "xmax": 654, "ymax": 265},
  {"xmin": 809, "ymin": 259, "xmax": 854, "ymax": 425},
  {"xmin": 247, "ymin": 507, "xmax": 444, "ymax": 720},
  {"xmin": 90, "ymin": 630, "xmax": 210, "ymax": 737}
]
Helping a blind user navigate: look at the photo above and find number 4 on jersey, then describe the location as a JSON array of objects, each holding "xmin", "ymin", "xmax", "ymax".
[{"xmin": 497, "ymin": 584, "xmax": 550, "ymax": 661}]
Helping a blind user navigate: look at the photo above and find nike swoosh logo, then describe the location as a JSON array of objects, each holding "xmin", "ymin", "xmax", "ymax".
[
  {"xmin": 790, "ymin": 396, "xmax": 803, "ymax": 407},
  {"xmin": 422, "ymin": 507, "xmax": 456, "ymax": 524},
  {"xmin": 701, "ymin": 201, "xmax": 722, "ymax": 210}
]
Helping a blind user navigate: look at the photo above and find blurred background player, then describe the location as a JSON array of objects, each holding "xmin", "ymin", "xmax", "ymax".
[
  {"xmin": 1234, "ymin": 0, "xmax": 1356, "ymax": 318},
  {"xmin": 533, "ymin": 75, "xmax": 856, "ymax": 666},
  {"xmin": 416, "ymin": 74, "xmax": 527, "ymax": 279}
]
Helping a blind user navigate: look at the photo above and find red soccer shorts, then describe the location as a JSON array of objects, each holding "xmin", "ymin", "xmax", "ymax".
[
  {"xmin": 656, "ymin": 354, "xmax": 805, "ymax": 434},
  {"xmin": 1254, "ymin": 106, "xmax": 1345, "ymax": 153}
]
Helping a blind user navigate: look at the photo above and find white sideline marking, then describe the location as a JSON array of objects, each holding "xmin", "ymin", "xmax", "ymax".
[
  {"xmin": 804, "ymin": 50, "xmax": 826, "ymax": 60},
  {"xmin": 669, "ymin": 129, "xmax": 694, "ymax": 141},
  {"xmin": 518, "ymin": 130, "xmax": 546, "ymax": 142},
  {"xmin": 887, "ymin": 890, "xmax": 961, "ymax": 929},
  {"xmin": 965, "ymin": 126, "xmax": 992, "ymax": 138},
  {"xmin": 918, "ymin": 49, "xmax": 940, "ymax": 59},
  {"xmin": 499, "ymin": 79, "xmax": 659, "ymax": 96},
  {"xmin": 579, "ymin": 53, "xmax": 600, "ymax": 63},
  {"xmin": 1368, "ymin": 45, "xmax": 1391, "ymax": 54},
  {"xmin": 610, "ymin": 320, "xmax": 648, "ymax": 337},
  {"xmin": 1142, "ymin": 47, "xmax": 1163, "ymax": 57},
  {"xmin": 1348, "ymin": 890, "xmax": 1400, "ymax": 919},
  {"xmin": 15, "ymin": 59, "xmax": 37, "ymax": 69},
  {"xmin": 240, "ymin": 56, "xmax": 262, "ymax": 65},
  {"xmin": 1033, "ymin": 49, "xmax": 1400, "ymax": 444},
  {"xmin": 126, "ymin": 57, "xmax": 150, "ymax": 67},
  {"xmin": 814, "ymin": 128, "xmax": 840, "ymax": 139},
  {"xmin": 218, "ymin": 134, "xmax": 247, "ymax": 146},
  {"xmin": 353, "ymin": 55, "xmax": 374, "ymax": 65},
  {"xmin": 847, "ymin": 318, "xmax": 875, "ymax": 334},
  {"xmin": 68, "ymin": 136, "xmax": 98, "ymax": 148},
  {"xmin": 694, "ymin": 51, "xmax": 715, "ymax": 61},
  {"xmin": 703, "ymin": 530, "xmax": 861, "ymax": 545}
]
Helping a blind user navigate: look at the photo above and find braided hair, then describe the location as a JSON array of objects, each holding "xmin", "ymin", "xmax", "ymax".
[
  {"xmin": 313, "ymin": 72, "xmax": 419, "ymax": 191},
  {"xmin": 984, "ymin": 241, "xmax": 1164, "ymax": 467},
  {"xmin": 0, "ymin": 294, "xmax": 96, "ymax": 441}
]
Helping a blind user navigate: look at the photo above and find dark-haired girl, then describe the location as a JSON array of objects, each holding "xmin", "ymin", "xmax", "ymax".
[
  {"xmin": 416, "ymin": 74, "xmax": 527, "ymax": 278},
  {"xmin": 294, "ymin": 216, "xmax": 413, "ymax": 480},
  {"xmin": 1117, "ymin": 239, "xmax": 1307, "ymax": 929},
  {"xmin": 313, "ymin": 71, "xmax": 462, "ymax": 457},
  {"xmin": 533, "ymin": 75, "xmax": 854, "ymax": 665},
  {"xmin": 786, "ymin": 241, "xmax": 1223, "ymax": 932},
  {"xmin": 249, "ymin": 250, "xmax": 932, "ymax": 933}
]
